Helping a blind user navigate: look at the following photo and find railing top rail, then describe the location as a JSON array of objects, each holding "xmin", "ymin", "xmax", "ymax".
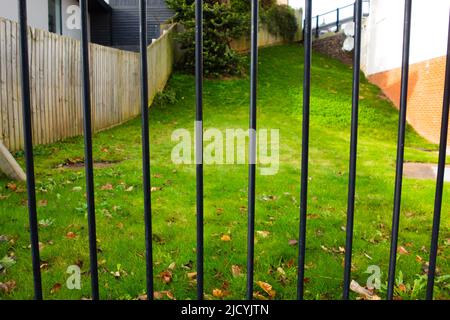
[{"xmin": 314, "ymin": 0, "xmax": 370, "ymax": 19}]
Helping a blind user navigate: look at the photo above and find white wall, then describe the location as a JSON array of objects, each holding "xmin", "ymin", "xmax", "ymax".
[
  {"xmin": 0, "ymin": 0, "xmax": 49, "ymax": 31},
  {"xmin": 362, "ymin": 0, "xmax": 450, "ymax": 75}
]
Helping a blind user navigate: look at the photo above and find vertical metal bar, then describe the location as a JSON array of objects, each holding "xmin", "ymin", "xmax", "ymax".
[
  {"xmin": 426, "ymin": 10, "xmax": 450, "ymax": 301},
  {"xmin": 336, "ymin": 8, "xmax": 340, "ymax": 32},
  {"xmin": 342, "ymin": 0, "xmax": 362, "ymax": 300},
  {"xmin": 246, "ymin": 0, "xmax": 258, "ymax": 301},
  {"xmin": 387, "ymin": 0, "xmax": 412, "ymax": 300},
  {"xmin": 195, "ymin": 0, "xmax": 204, "ymax": 301},
  {"xmin": 139, "ymin": 0, "xmax": 154, "ymax": 300},
  {"xmin": 80, "ymin": 0, "xmax": 99, "ymax": 300},
  {"xmin": 315, "ymin": 15, "xmax": 319, "ymax": 38},
  {"xmin": 18, "ymin": 0, "xmax": 42, "ymax": 300},
  {"xmin": 297, "ymin": 0, "xmax": 312, "ymax": 301}
]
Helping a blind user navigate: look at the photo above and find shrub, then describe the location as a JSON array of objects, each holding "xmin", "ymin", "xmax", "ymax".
[
  {"xmin": 262, "ymin": 5, "xmax": 298, "ymax": 41},
  {"xmin": 167, "ymin": 0, "xmax": 299, "ymax": 77},
  {"xmin": 167, "ymin": 0, "xmax": 248, "ymax": 77}
]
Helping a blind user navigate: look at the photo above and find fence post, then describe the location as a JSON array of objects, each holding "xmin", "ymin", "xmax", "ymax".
[
  {"xmin": 297, "ymin": 0, "xmax": 312, "ymax": 300},
  {"xmin": 336, "ymin": 8, "xmax": 340, "ymax": 32},
  {"xmin": 80, "ymin": 0, "xmax": 100, "ymax": 300},
  {"xmin": 315, "ymin": 15, "xmax": 319, "ymax": 38},
  {"xmin": 18, "ymin": 0, "xmax": 43, "ymax": 300},
  {"xmin": 195, "ymin": 0, "xmax": 204, "ymax": 301},
  {"xmin": 139, "ymin": 0, "xmax": 154, "ymax": 301},
  {"xmin": 387, "ymin": 0, "xmax": 412, "ymax": 300}
]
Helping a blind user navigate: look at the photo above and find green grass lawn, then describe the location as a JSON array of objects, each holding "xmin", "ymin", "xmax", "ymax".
[{"xmin": 0, "ymin": 44, "xmax": 449, "ymax": 300}]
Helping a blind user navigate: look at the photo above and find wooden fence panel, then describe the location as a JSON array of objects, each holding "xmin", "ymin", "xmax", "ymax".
[{"xmin": 0, "ymin": 17, "xmax": 176, "ymax": 151}]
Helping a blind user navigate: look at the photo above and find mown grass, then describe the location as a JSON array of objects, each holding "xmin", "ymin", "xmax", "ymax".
[{"xmin": 0, "ymin": 44, "xmax": 449, "ymax": 300}]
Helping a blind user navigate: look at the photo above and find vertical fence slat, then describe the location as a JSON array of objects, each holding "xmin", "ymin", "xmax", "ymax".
[
  {"xmin": 80, "ymin": 0, "xmax": 100, "ymax": 300},
  {"xmin": 343, "ymin": 0, "xmax": 363, "ymax": 300},
  {"xmin": 195, "ymin": 0, "xmax": 204, "ymax": 301},
  {"xmin": 426, "ymin": 9, "xmax": 450, "ymax": 301},
  {"xmin": 246, "ymin": 0, "xmax": 258, "ymax": 301},
  {"xmin": 139, "ymin": 0, "xmax": 154, "ymax": 301},
  {"xmin": 18, "ymin": 0, "xmax": 42, "ymax": 300},
  {"xmin": 387, "ymin": 0, "xmax": 412, "ymax": 300},
  {"xmin": 297, "ymin": 0, "xmax": 312, "ymax": 301}
]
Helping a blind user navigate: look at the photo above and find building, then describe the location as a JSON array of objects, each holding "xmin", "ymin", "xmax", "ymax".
[
  {"xmin": 0, "ymin": 0, "xmax": 113, "ymax": 46},
  {"xmin": 361, "ymin": 0, "xmax": 450, "ymax": 145},
  {"xmin": 0, "ymin": 0, "xmax": 175, "ymax": 51},
  {"xmin": 108, "ymin": 0, "xmax": 174, "ymax": 51}
]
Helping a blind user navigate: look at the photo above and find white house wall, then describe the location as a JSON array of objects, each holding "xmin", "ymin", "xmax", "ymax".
[{"xmin": 362, "ymin": 0, "xmax": 450, "ymax": 76}]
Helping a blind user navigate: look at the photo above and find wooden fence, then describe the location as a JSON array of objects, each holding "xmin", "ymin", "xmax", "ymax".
[{"xmin": 0, "ymin": 17, "xmax": 176, "ymax": 151}]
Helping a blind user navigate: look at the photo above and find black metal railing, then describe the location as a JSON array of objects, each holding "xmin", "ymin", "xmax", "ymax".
[
  {"xmin": 17, "ymin": 0, "xmax": 449, "ymax": 301},
  {"xmin": 308, "ymin": 0, "xmax": 370, "ymax": 38}
]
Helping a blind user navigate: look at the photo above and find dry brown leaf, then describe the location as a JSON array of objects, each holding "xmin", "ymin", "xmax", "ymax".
[
  {"xmin": 220, "ymin": 234, "xmax": 231, "ymax": 242},
  {"xmin": 398, "ymin": 283, "xmax": 407, "ymax": 292},
  {"xmin": 159, "ymin": 270, "xmax": 173, "ymax": 284},
  {"xmin": 0, "ymin": 280, "xmax": 16, "ymax": 294},
  {"xmin": 256, "ymin": 230, "xmax": 270, "ymax": 238},
  {"xmin": 212, "ymin": 288, "xmax": 224, "ymax": 298},
  {"xmin": 6, "ymin": 183, "xmax": 17, "ymax": 191},
  {"xmin": 288, "ymin": 239, "xmax": 298, "ymax": 246},
  {"xmin": 38, "ymin": 200, "xmax": 48, "ymax": 207},
  {"xmin": 253, "ymin": 292, "xmax": 268, "ymax": 300},
  {"xmin": 398, "ymin": 246, "xmax": 409, "ymax": 255},
  {"xmin": 187, "ymin": 272, "xmax": 197, "ymax": 280},
  {"xmin": 256, "ymin": 281, "xmax": 276, "ymax": 298},
  {"xmin": 231, "ymin": 265, "xmax": 241, "ymax": 278},
  {"xmin": 151, "ymin": 187, "xmax": 162, "ymax": 192},
  {"xmin": 50, "ymin": 283, "xmax": 62, "ymax": 294},
  {"xmin": 350, "ymin": 280, "xmax": 381, "ymax": 300},
  {"xmin": 101, "ymin": 183, "xmax": 113, "ymax": 191},
  {"xmin": 137, "ymin": 294, "xmax": 148, "ymax": 300},
  {"xmin": 168, "ymin": 262, "xmax": 176, "ymax": 270},
  {"xmin": 66, "ymin": 232, "xmax": 76, "ymax": 239}
]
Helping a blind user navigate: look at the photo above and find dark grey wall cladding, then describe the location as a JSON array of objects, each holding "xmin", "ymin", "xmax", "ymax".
[
  {"xmin": 91, "ymin": 13, "xmax": 112, "ymax": 46},
  {"xmin": 109, "ymin": 0, "xmax": 174, "ymax": 52}
]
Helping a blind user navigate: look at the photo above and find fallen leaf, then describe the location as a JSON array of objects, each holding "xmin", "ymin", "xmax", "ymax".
[
  {"xmin": 256, "ymin": 230, "xmax": 270, "ymax": 238},
  {"xmin": 288, "ymin": 239, "xmax": 298, "ymax": 246},
  {"xmin": 125, "ymin": 186, "xmax": 134, "ymax": 192},
  {"xmin": 253, "ymin": 292, "xmax": 268, "ymax": 300},
  {"xmin": 38, "ymin": 200, "xmax": 48, "ymax": 207},
  {"xmin": 6, "ymin": 183, "xmax": 17, "ymax": 191},
  {"xmin": 0, "ymin": 280, "xmax": 16, "ymax": 294},
  {"xmin": 216, "ymin": 208, "xmax": 224, "ymax": 215},
  {"xmin": 168, "ymin": 262, "xmax": 176, "ymax": 270},
  {"xmin": 231, "ymin": 265, "xmax": 241, "ymax": 278},
  {"xmin": 187, "ymin": 272, "xmax": 197, "ymax": 280},
  {"xmin": 398, "ymin": 283, "xmax": 407, "ymax": 292},
  {"xmin": 350, "ymin": 280, "xmax": 381, "ymax": 300},
  {"xmin": 138, "ymin": 294, "xmax": 148, "ymax": 300},
  {"xmin": 159, "ymin": 270, "xmax": 173, "ymax": 284},
  {"xmin": 101, "ymin": 183, "xmax": 113, "ymax": 191},
  {"xmin": 277, "ymin": 267, "xmax": 286, "ymax": 276},
  {"xmin": 72, "ymin": 186, "xmax": 82, "ymax": 192},
  {"xmin": 212, "ymin": 288, "xmax": 224, "ymax": 298},
  {"xmin": 220, "ymin": 234, "xmax": 231, "ymax": 242},
  {"xmin": 151, "ymin": 187, "xmax": 162, "ymax": 192},
  {"xmin": 66, "ymin": 232, "xmax": 76, "ymax": 239},
  {"xmin": 256, "ymin": 281, "xmax": 276, "ymax": 298},
  {"xmin": 398, "ymin": 246, "xmax": 409, "ymax": 255},
  {"xmin": 50, "ymin": 283, "xmax": 62, "ymax": 294},
  {"xmin": 415, "ymin": 255, "xmax": 423, "ymax": 263}
]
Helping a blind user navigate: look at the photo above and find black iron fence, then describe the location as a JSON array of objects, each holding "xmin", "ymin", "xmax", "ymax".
[
  {"xmin": 16, "ymin": 0, "xmax": 449, "ymax": 301},
  {"xmin": 309, "ymin": 0, "xmax": 370, "ymax": 38}
]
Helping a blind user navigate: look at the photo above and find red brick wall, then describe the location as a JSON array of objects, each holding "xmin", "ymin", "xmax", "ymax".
[{"xmin": 368, "ymin": 55, "xmax": 447, "ymax": 145}]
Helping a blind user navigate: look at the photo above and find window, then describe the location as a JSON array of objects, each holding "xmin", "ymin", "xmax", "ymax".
[{"xmin": 48, "ymin": 0, "xmax": 62, "ymax": 34}]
